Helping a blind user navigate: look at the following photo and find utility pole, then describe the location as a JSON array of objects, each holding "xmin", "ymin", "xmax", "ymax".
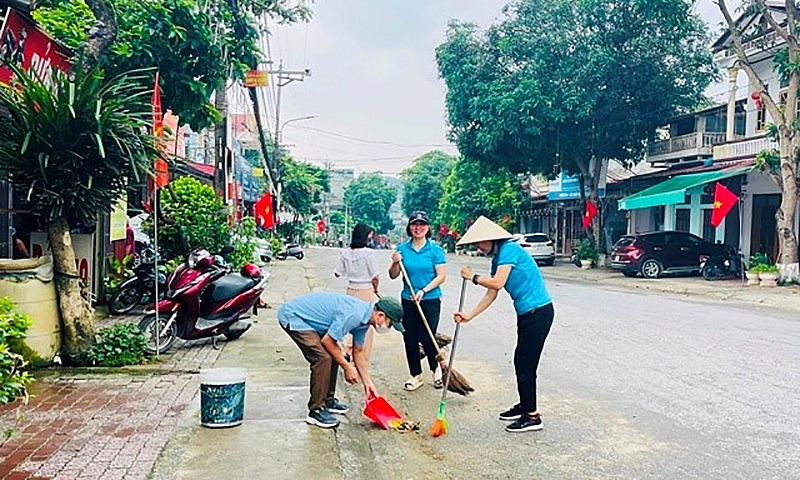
[{"xmin": 267, "ymin": 61, "xmax": 311, "ymax": 218}]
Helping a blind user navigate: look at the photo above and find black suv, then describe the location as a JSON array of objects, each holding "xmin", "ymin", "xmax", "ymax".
[{"xmin": 610, "ymin": 231, "xmax": 725, "ymax": 279}]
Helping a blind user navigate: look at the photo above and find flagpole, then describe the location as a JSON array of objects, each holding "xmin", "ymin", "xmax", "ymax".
[{"xmin": 154, "ymin": 188, "xmax": 160, "ymax": 360}]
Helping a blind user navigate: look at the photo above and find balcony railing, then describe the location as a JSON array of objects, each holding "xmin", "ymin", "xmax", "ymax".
[
  {"xmin": 712, "ymin": 135, "xmax": 779, "ymax": 161},
  {"xmin": 648, "ymin": 132, "xmax": 728, "ymax": 159}
]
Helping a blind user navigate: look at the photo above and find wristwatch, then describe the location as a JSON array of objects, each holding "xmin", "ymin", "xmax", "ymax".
[{"xmin": 472, "ymin": 274, "xmax": 480, "ymax": 285}]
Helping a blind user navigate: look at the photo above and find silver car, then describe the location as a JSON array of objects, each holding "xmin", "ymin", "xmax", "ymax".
[{"xmin": 511, "ymin": 233, "xmax": 556, "ymax": 266}]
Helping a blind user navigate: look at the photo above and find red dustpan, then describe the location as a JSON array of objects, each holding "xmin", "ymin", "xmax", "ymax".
[{"xmin": 363, "ymin": 393, "xmax": 403, "ymax": 429}]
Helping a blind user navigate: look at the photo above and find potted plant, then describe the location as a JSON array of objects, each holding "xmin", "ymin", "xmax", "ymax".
[
  {"xmin": 576, "ymin": 239, "xmax": 597, "ymax": 270},
  {"xmin": 744, "ymin": 267, "xmax": 760, "ymax": 286},
  {"xmin": 756, "ymin": 264, "xmax": 779, "ymax": 287},
  {"xmin": 746, "ymin": 253, "xmax": 770, "ymax": 286}
]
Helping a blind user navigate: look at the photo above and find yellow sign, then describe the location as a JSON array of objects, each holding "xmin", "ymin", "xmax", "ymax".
[
  {"xmin": 244, "ymin": 70, "xmax": 269, "ymax": 87},
  {"xmin": 109, "ymin": 197, "xmax": 128, "ymax": 242},
  {"xmin": 252, "ymin": 167, "xmax": 264, "ymax": 177}
]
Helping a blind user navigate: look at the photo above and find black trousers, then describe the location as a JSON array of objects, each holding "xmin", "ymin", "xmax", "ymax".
[
  {"xmin": 401, "ymin": 298, "xmax": 441, "ymax": 376},
  {"xmin": 515, "ymin": 303, "xmax": 554, "ymax": 412}
]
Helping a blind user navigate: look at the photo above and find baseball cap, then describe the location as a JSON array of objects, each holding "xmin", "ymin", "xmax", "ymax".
[{"xmin": 375, "ymin": 297, "xmax": 404, "ymax": 332}]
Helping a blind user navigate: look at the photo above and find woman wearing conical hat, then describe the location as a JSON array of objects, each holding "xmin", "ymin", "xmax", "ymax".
[{"xmin": 454, "ymin": 216, "xmax": 554, "ymax": 433}]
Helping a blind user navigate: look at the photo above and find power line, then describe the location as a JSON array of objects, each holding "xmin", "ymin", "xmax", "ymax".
[{"xmin": 284, "ymin": 124, "xmax": 455, "ymax": 148}]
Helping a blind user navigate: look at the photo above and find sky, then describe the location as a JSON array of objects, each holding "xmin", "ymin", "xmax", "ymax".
[{"xmin": 264, "ymin": 0, "xmax": 731, "ymax": 175}]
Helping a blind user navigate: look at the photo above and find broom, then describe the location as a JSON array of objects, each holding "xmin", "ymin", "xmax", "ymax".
[
  {"xmin": 431, "ymin": 278, "xmax": 468, "ymax": 437},
  {"xmin": 398, "ymin": 262, "xmax": 473, "ymax": 396}
]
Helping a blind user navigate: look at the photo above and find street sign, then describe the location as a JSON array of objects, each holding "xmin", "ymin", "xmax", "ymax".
[{"xmin": 244, "ymin": 70, "xmax": 268, "ymax": 87}]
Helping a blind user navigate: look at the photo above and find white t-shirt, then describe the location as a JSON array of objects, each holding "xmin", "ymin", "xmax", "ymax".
[{"xmin": 334, "ymin": 248, "xmax": 380, "ymax": 290}]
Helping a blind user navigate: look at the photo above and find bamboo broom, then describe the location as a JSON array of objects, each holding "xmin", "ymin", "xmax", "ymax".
[
  {"xmin": 430, "ymin": 278, "xmax": 468, "ymax": 437},
  {"xmin": 398, "ymin": 261, "xmax": 473, "ymax": 396}
]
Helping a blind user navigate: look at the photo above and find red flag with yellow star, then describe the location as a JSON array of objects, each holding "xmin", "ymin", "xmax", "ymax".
[
  {"xmin": 711, "ymin": 183, "xmax": 738, "ymax": 228},
  {"xmin": 254, "ymin": 193, "xmax": 274, "ymax": 229}
]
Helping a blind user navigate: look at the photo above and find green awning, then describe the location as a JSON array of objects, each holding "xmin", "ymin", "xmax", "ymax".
[{"xmin": 618, "ymin": 166, "xmax": 753, "ymax": 211}]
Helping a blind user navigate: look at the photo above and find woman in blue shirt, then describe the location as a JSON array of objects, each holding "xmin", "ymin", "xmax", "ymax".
[
  {"xmin": 454, "ymin": 216, "xmax": 554, "ymax": 433},
  {"xmin": 388, "ymin": 211, "xmax": 447, "ymax": 391}
]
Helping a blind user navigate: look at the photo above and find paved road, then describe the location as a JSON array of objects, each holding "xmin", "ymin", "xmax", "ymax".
[{"xmin": 310, "ymin": 246, "xmax": 799, "ymax": 479}]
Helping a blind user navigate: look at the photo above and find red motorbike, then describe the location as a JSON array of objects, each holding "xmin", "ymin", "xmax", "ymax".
[{"xmin": 138, "ymin": 246, "xmax": 268, "ymax": 354}]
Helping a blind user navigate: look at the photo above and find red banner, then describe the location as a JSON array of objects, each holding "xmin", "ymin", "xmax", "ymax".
[
  {"xmin": 0, "ymin": 9, "xmax": 73, "ymax": 85},
  {"xmin": 254, "ymin": 193, "xmax": 274, "ymax": 229}
]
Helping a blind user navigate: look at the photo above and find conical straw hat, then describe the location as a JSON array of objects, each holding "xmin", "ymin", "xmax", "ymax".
[{"xmin": 456, "ymin": 216, "xmax": 513, "ymax": 246}]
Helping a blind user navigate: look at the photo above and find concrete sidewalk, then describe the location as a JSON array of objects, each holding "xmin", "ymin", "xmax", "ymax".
[{"xmin": 150, "ymin": 259, "xmax": 366, "ymax": 480}]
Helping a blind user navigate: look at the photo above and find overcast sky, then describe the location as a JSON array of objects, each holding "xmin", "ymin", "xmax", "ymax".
[{"xmin": 265, "ymin": 0, "xmax": 730, "ymax": 175}]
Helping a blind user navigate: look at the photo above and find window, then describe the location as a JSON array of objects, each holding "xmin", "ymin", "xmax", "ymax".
[
  {"xmin": 756, "ymin": 86, "xmax": 769, "ymax": 132},
  {"xmin": 779, "ymin": 88, "xmax": 800, "ymax": 120},
  {"xmin": 702, "ymin": 210, "xmax": 716, "ymax": 243},
  {"xmin": 525, "ymin": 234, "xmax": 550, "ymax": 244},
  {"xmin": 675, "ymin": 209, "xmax": 691, "ymax": 232}
]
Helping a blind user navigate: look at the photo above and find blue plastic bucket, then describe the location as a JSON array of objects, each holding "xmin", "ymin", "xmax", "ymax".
[{"xmin": 200, "ymin": 368, "xmax": 247, "ymax": 428}]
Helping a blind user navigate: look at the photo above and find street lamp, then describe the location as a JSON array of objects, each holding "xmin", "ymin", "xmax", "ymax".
[{"xmin": 278, "ymin": 115, "xmax": 318, "ymax": 143}]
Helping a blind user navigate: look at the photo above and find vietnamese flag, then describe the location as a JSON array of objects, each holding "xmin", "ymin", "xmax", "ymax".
[
  {"xmin": 582, "ymin": 199, "xmax": 598, "ymax": 229},
  {"xmin": 254, "ymin": 193, "xmax": 275, "ymax": 229},
  {"xmin": 711, "ymin": 183, "xmax": 739, "ymax": 228},
  {"xmin": 152, "ymin": 72, "xmax": 169, "ymax": 189}
]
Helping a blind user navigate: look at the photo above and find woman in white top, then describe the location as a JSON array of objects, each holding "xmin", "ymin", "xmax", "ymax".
[{"xmin": 335, "ymin": 223, "xmax": 380, "ymax": 359}]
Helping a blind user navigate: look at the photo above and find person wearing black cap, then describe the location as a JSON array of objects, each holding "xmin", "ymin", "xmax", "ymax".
[{"xmin": 388, "ymin": 211, "xmax": 447, "ymax": 391}]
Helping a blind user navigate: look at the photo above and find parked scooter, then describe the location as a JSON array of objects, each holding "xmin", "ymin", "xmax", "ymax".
[
  {"xmin": 276, "ymin": 243, "xmax": 304, "ymax": 260},
  {"xmin": 138, "ymin": 246, "xmax": 268, "ymax": 354},
  {"xmin": 700, "ymin": 245, "xmax": 742, "ymax": 281},
  {"xmin": 109, "ymin": 248, "xmax": 166, "ymax": 315}
]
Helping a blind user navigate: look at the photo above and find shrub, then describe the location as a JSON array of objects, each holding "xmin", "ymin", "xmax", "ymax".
[
  {"xmin": 0, "ymin": 297, "xmax": 33, "ymax": 404},
  {"xmin": 750, "ymin": 263, "xmax": 779, "ymax": 274},
  {"xmin": 576, "ymin": 239, "xmax": 598, "ymax": 261},
  {"xmin": 86, "ymin": 323, "xmax": 147, "ymax": 367},
  {"xmin": 153, "ymin": 176, "xmax": 231, "ymax": 260},
  {"xmin": 748, "ymin": 252, "xmax": 771, "ymax": 270},
  {"xmin": 230, "ymin": 217, "xmax": 258, "ymax": 269}
]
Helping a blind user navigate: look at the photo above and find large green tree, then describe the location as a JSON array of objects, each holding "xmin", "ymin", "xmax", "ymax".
[
  {"xmin": 0, "ymin": 67, "xmax": 158, "ymax": 361},
  {"xmin": 400, "ymin": 151, "xmax": 456, "ymax": 221},
  {"xmin": 437, "ymin": 157, "xmax": 519, "ymax": 234},
  {"xmin": 343, "ymin": 173, "xmax": 397, "ymax": 234},
  {"xmin": 437, "ymin": 0, "xmax": 715, "ymax": 250},
  {"xmin": 34, "ymin": 0, "xmax": 311, "ymax": 131}
]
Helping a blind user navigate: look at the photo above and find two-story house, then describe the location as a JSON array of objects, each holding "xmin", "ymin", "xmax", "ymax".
[{"xmin": 617, "ymin": 1, "xmax": 799, "ymax": 261}]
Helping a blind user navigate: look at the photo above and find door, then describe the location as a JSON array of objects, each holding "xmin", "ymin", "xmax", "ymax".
[
  {"xmin": 671, "ymin": 232, "xmax": 704, "ymax": 269},
  {"xmin": 750, "ymin": 194, "xmax": 780, "ymax": 261}
]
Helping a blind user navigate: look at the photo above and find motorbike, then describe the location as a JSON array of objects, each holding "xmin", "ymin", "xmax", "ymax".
[
  {"xmin": 276, "ymin": 243, "xmax": 304, "ymax": 260},
  {"xmin": 700, "ymin": 245, "xmax": 743, "ymax": 281},
  {"xmin": 108, "ymin": 248, "xmax": 167, "ymax": 315},
  {"xmin": 138, "ymin": 246, "xmax": 268, "ymax": 354}
]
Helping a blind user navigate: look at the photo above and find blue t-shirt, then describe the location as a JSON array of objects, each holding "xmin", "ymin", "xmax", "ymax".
[
  {"xmin": 396, "ymin": 239, "xmax": 446, "ymax": 300},
  {"xmin": 491, "ymin": 241, "xmax": 552, "ymax": 314},
  {"xmin": 277, "ymin": 292, "xmax": 371, "ymax": 346}
]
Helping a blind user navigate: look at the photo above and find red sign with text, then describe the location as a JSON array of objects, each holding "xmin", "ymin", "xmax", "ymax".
[{"xmin": 0, "ymin": 9, "xmax": 73, "ymax": 85}]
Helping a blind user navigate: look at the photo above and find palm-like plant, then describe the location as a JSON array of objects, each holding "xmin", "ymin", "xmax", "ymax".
[{"xmin": 0, "ymin": 65, "xmax": 158, "ymax": 361}]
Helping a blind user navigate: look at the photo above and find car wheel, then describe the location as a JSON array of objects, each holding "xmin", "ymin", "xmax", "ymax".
[
  {"xmin": 640, "ymin": 258, "xmax": 663, "ymax": 279},
  {"xmin": 621, "ymin": 270, "xmax": 636, "ymax": 277}
]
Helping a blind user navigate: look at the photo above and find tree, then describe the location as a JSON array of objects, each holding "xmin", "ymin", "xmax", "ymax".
[
  {"xmin": 0, "ymin": 67, "xmax": 158, "ymax": 361},
  {"xmin": 34, "ymin": 0, "xmax": 311, "ymax": 132},
  {"xmin": 436, "ymin": 0, "xmax": 715, "ymax": 250},
  {"xmin": 437, "ymin": 157, "xmax": 519, "ymax": 234},
  {"xmin": 281, "ymin": 158, "xmax": 330, "ymax": 218},
  {"xmin": 343, "ymin": 173, "xmax": 397, "ymax": 234},
  {"xmin": 400, "ymin": 151, "xmax": 456, "ymax": 220},
  {"xmin": 716, "ymin": 0, "xmax": 799, "ymax": 282}
]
